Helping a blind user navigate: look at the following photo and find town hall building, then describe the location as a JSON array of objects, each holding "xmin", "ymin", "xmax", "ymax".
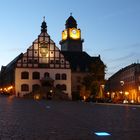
[{"xmin": 0, "ymin": 15, "xmax": 105, "ymax": 100}]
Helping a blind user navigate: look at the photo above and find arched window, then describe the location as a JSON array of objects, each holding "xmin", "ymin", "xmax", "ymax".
[
  {"xmin": 56, "ymin": 84, "xmax": 61, "ymax": 90},
  {"xmin": 44, "ymin": 72, "xmax": 50, "ymax": 78},
  {"xmin": 21, "ymin": 84, "xmax": 29, "ymax": 91},
  {"xmin": 55, "ymin": 73, "xmax": 60, "ymax": 80},
  {"xmin": 61, "ymin": 73, "xmax": 67, "ymax": 80},
  {"xmin": 61, "ymin": 84, "xmax": 67, "ymax": 90},
  {"xmin": 32, "ymin": 84, "xmax": 40, "ymax": 92},
  {"xmin": 32, "ymin": 72, "xmax": 40, "ymax": 79},
  {"xmin": 21, "ymin": 71, "xmax": 29, "ymax": 79}
]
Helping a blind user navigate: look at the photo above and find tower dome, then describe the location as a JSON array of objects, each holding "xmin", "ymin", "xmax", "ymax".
[{"xmin": 65, "ymin": 14, "xmax": 77, "ymax": 29}]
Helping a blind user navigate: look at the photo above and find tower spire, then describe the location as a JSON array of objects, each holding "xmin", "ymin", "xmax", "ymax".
[
  {"xmin": 43, "ymin": 16, "xmax": 45, "ymax": 22},
  {"xmin": 41, "ymin": 16, "xmax": 47, "ymax": 33},
  {"xmin": 65, "ymin": 14, "xmax": 77, "ymax": 29}
]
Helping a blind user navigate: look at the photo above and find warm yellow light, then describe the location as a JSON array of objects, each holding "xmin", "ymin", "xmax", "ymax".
[
  {"xmin": 107, "ymin": 92, "xmax": 110, "ymax": 95},
  {"xmin": 34, "ymin": 95, "xmax": 40, "ymax": 100},
  {"xmin": 62, "ymin": 30, "xmax": 68, "ymax": 40},
  {"xmin": 138, "ymin": 86, "xmax": 140, "ymax": 91},
  {"xmin": 125, "ymin": 91, "xmax": 129, "ymax": 96},
  {"xmin": 83, "ymin": 96, "xmax": 86, "ymax": 101},
  {"xmin": 120, "ymin": 91, "xmax": 123, "ymax": 94},
  {"xmin": 130, "ymin": 100, "xmax": 134, "ymax": 103},
  {"xmin": 69, "ymin": 28, "xmax": 80, "ymax": 39}
]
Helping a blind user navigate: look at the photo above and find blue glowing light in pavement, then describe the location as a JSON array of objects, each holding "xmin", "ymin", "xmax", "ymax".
[{"xmin": 94, "ymin": 132, "xmax": 111, "ymax": 136}]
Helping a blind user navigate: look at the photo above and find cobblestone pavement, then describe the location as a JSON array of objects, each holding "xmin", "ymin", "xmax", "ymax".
[{"xmin": 0, "ymin": 96, "xmax": 140, "ymax": 140}]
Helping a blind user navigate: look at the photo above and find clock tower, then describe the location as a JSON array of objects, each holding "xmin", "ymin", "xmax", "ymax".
[{"xmin": 60, "ymin": 14, "xmax": 84, "ymax": 52}]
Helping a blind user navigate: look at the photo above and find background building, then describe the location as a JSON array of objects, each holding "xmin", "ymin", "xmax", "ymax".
[{"xmin": 106, "ymin": 63, "xmax": 140, "ymax": 103}]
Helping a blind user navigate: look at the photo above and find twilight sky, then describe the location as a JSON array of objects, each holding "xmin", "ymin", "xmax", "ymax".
[{"xmin": 0, "ymin": 0, "xmax": 140, "ymax": 79}]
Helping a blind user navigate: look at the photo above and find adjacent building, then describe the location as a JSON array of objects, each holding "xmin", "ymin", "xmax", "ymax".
[{"xmin": 106, "ymin": 63, "xmax": 140, "ymax": 103}]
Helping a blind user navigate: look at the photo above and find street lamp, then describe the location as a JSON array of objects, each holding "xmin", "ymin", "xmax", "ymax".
[
  {"xmin": 120, "ymin": 80, "xmax": 124, "ymax": 101},
  {"xmin": 120, "ymin": 81, "xmax": 124, "ymax": 86}
]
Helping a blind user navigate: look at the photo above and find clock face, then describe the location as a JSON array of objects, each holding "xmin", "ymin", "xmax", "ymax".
[
  {"xmin": 72, "ymin": 29, "xmax": 77, "ymax": 34},
  {"xmin": 70, "ymin": 28, "xmax": 80, "ymax": 39},
  {"xmin": 62, "ymin": 30, "xmax": 68, "ymax": 40}
]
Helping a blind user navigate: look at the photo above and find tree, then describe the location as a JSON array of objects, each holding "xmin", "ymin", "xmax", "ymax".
[{"xmin": 82, "ymin": 59, "xmax": 106, "ymax": 99}]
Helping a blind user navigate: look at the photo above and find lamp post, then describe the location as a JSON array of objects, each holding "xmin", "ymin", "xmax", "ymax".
[
  {"xmin": 120, "ymin": 81, "xmax": 124, "ymax": 100},
  {"xmin": 138, "ymin": 85, "xmax": 140, "ymax": 103}
]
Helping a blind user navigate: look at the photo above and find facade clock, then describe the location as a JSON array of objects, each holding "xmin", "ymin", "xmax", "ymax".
[
  {"xmin": 40, "ymin": 42, "xmax": 48, "ymax": 57},
  {"xmin": 62, "ymin": 30, "xmax": 68, "ymax": 40}
]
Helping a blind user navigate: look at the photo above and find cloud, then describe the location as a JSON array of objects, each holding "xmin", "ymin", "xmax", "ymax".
[
  {"xmin": 125, "ymin": 43, "xmax": 140, "ymax": 49},
  {"xmin": 101, "ymin": 42, "xmax": 140, "ymax": 53},
  {"xmin": 107, "ymin": 53, "xmax": 136, "ymax": 64}
]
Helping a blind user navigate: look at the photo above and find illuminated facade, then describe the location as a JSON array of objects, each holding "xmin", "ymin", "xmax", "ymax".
[
  {"xmin": 0, "ymin": 19, "xmax": 71, "ymax": 99},
  {"xmin": 60, "ymin": 15, "xmax": 83, "ymax": 52},
  {"xmin": 106, "ymin": 63, "xmax": 140, "ymax": 103}
]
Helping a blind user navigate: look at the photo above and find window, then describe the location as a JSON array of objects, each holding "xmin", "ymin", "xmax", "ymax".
[
  {"xmin": 56, "ymin": 84, "xmax": 61, "ymax": 90},
  {"xmin": 55, "ymin": 60, "xmax": 60, "ymax": 64},
  {"xmin": 44, "ymin": 72, "xmax": 50, "ymax": 78},
  {"xmin": 55, "ymin": 73, "xmax": 60, "ymax": 80},
  {"xmin": 50, "ymin": 60, "xmax": 54, "ymax": 64},
  {"xmin": 61, "ymin": 84, "xmax": 67, "ymax": 90},
  {"xmin": 21, "ymin": 72, "xmax": 29, "ymax": 79},
  {"xmin": 62, "ymin": 73, "xmax": 67, "ymax": 80},
  {"xmin": 32, "ymin": 84, "xmax": 40, "ymax": 92},
  {"xmin": 21, "ymin": 84, "xmax": 29, "ymax": 91},
  {"xmin": 33, "ymin": 72, "xmax": 40, "ymax": 79}
]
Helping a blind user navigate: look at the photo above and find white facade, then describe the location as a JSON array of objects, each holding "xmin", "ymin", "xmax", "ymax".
[
  {"xmin": 15, "ymin": 68, "xmax": 71, "ymax": 98},
  {"xmin": 13, "ymin": 20, "xmax": 72, "ymax": 99}
]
